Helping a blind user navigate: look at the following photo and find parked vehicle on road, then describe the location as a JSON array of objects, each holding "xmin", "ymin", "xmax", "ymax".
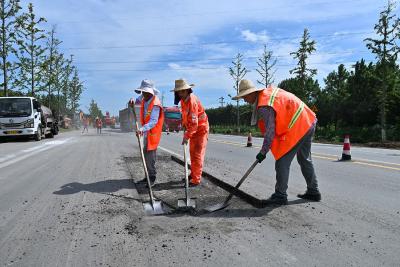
[
  {"xmin": 163, "ymin": 106, "xmax": 182, "ymax": 132},
  {"xmin": 0, "ymin": 97, "xmax": 58, "ymax": 141}
]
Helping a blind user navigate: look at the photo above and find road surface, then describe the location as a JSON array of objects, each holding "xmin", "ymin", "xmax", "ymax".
[{"xmin": 0, "ymin": 129, "xmax": 399, "ymax": 266}]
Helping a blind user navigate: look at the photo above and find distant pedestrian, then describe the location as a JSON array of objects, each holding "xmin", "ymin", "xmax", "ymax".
[
  {"xmin": 232, "ymin": 79, "xmax": 321, "ymax": 205},
  {"xmin": 82, "ymin": 117, "xmax": 89, "ymax": 133},
  {"xmin": 96, "ymin": 117, "xmax": 102, "ymax": 134}
]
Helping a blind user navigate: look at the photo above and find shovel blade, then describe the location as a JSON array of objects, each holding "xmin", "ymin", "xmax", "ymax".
[
  {"xmin": 143, "ymin": 201, "xmax": 165, "ymax": 215},
  {"xmin": 203, "ymin": 201, "xmax": 230, "ymax": 212},
  {"xmin": 177, "ymin": 198, "xmax": 196, "ymax": 208}
]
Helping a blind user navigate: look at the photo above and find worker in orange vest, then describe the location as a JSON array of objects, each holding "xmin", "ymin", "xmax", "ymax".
[
  {"xmin": 96, "ymin": 117, "xmax": 102, "ymax": 134},
  {"xmin": 130, "ymin": 79, "xmax": 164, "ymax": 186},
  {"xmin": 232, "ymin": 79, "xmax": 320, "ymax": 205},
  {"xmin": 172, "ymin": 79, "xmax": 209, "ymax": 186}
]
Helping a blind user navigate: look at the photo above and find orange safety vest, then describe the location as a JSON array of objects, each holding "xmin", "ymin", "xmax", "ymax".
[
  {"xmin": 140, "ymin": 95, "xmax": 164, "ymax": 151},
  {"xmin": 180, "ymin": 94, "xmax": 209, "ymax": 137},
  {"xmin": 257, "ymin": 86, "xmax": 316, "ymax": 160}
]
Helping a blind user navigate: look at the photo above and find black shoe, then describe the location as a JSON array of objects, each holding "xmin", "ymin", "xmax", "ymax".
[
  {"xmin": 189, "ymin": 181, "xmax": 200, "ymax": 187},
  {"xmin": 297, "ymin": 191, "xmax": 321, "ymax": 201},
  {"xmin": 261, "ymin": 195, "xmax": 288, "ymax": 206}
]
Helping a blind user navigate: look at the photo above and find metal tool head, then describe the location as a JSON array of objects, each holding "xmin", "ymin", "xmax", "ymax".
[
  {"xmin": 143, "ymin": 200, "xmax": 165, "ymax": 216},
  {"xmin": 203, "ymin": 201, "xmax": 230, "ymax": 213},
  {"xmin": 177, "ymin": 198, "xmax": 197, "ymax": 209}
]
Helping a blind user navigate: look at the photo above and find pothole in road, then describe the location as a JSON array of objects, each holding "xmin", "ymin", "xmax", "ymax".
[{"xmin": 123, "ymin": 155, "xmax": 252, "ymax": 216}]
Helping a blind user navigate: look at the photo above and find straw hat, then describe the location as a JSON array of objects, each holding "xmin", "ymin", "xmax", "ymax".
[
  {"xmin": 171, "ymin": 78, "xmax": 195, "ymax": 92},
  {"xmin": 135, "ymin": 79, "xmax": 156, "ymax": 95},
  {"xmin": 231, "ymin": 79, "xmax": 263, "ymax": 100}
]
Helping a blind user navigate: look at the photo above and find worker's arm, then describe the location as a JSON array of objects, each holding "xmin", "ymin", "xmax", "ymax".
[
  {"xmin": 140, "ymin": 106, "xmax": 160, "ymax": 133},
  {"xmin": 256, "ymin": 106, "xmax": 276, "ymax": 162},
  {"xmin": 183, "ymin": 100, "xmax": 199, "ymax": 141}
]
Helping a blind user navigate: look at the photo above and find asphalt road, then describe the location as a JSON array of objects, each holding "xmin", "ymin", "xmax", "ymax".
[{"xmin": 0, "ymin": 129, "xmax": 399, "ymax": 266}]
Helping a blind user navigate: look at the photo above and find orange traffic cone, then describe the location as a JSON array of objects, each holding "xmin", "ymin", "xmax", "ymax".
[
  {"xmin": 247, "ymin": 132, "xmax": 252, "ymax": 147},
  {"xmin": 340, "ymin": 135, "xmax": 351, "ymax": 161}
]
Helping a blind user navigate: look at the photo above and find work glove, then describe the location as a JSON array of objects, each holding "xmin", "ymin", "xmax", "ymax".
[
  {"xmin": 136, "ymin": 128, "xmax": 143, "ymax": 137},
  {"xmin": 256, "ymin": 152, "xmax": 266, "ymax": 163}
]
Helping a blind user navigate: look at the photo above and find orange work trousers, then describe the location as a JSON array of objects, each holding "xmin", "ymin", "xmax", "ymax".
[{"xmin": 189, "ymin": 131, "xmax": 208, "ymax": 184}]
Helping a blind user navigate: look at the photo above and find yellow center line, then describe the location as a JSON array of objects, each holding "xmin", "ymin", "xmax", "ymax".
[
  {"xmin": 352, "ymin": 161, "xmax": 400, "ymax": 171},
  {"xmin": 209, "ymin": 138, "xmax": 400, "ymax": 171},
  {"xmin": 313, "ymin": 155, "xmax": 338, "ymax": 161}
]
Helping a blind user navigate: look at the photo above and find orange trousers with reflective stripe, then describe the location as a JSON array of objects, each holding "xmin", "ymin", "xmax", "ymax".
[{"xmin": 189, "ymin": 131, "xmax": 208, "ymax": 184}]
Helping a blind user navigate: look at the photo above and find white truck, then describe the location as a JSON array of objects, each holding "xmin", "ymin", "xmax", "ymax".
[{"xmin": 0, "ymin": 97, "xmax": 59, "ymax": 141}]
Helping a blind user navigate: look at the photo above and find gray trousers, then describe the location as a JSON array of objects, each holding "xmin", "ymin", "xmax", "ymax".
[
  {"xmin": 274, "ymin": 125, "xmax": 319, "ymax": 198},
  {"xmin": 143, "ymin": 137, "xmax": 157, "ymax": 177}
]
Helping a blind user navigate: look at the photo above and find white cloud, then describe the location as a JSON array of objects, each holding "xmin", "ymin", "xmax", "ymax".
[
  {"xmin": 168, "ymin": 63, "xmax": 181, "ymax": 70},
  {"xmin": 241, "ymin": 30, "xmax": 269, "ymax": 43},
  {"xmin": 23, "ymin": 0, "xmax": 383, "ymax": 113}
]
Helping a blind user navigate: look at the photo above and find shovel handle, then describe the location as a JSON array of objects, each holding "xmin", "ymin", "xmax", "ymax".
[
  {"xmin": 224, "ymin": 159, "xmax": 259, "ymax": 203},
  {"xmin": 131, "ymin": 103, "xmax": 156, "ymax": 207},
  {"xmin": 183, "ymin": 133, "xmax": 190, "ymax": 205}
]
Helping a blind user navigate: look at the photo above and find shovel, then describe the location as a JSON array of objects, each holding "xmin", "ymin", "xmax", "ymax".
[
  {"xmin": 131, "ymin": 101, "xmax": 165, "ymax": 215},
  {"xmin": 177, "ymin": 142, "xmax": 196, "ymax": 210},
  {"xmin": 203, "ymin": 159, "xmax": 259, "ymax": 213}
]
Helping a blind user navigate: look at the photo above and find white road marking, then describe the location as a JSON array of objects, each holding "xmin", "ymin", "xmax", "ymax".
[
  {"xmin": 158, "ymin": 146, "xmax": 183, "ymax": 159},
  {"xmin": 0, "ymin": 138, "xmax": 74, "ymax": 170},
  {"xmin": 0, "ymin": 154, "xmax": 17, "ymax": 163}
]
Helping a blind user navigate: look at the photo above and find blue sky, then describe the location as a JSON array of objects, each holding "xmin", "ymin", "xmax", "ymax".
[{"xmin": 22, "ymin": 0, "xmax": 389, "ymax": 116}]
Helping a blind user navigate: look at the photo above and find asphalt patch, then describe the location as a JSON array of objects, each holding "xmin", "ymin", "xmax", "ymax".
[{"xmin": 124, "ymin": 155, "xmax": 242, "ymax": 216}]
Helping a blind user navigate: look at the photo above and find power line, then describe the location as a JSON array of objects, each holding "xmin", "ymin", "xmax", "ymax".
[
  {"xmin": 64, "ymin": 31, "xmax": 373, "ymax": 51},
  {"xmin": 74, "ymin": 50, "xmax": 370, "ymax": 65},
  {"xmin": 56, "ymin": 0, "xmax": 369, "ymax": 25},
  {"xmin": 78, "ymin": 60, "xmax": 370, "ymax": 72}
]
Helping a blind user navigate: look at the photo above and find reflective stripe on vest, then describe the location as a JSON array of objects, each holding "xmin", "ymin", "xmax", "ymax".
[
  {"xmin": 268, "ymin": 87, "xmax": 280, "ymax": 106},
  {"xmin": 288, "ymin": 102, "xmax": 305, "ymax": 129}
]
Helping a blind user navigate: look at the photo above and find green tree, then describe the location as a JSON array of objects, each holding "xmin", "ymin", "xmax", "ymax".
[
  {"xmin": 42, "ymin": 25, "xmax": 62, "ymax": 110},
  {"xmin": 256, "ymin": 44, "xmax": 276, "ymax": 87},
  {"xmin": 364, "ymin": 1, "xmax": 400, "ymax": 141},
  {"xmin": 344, "ymin": 60, "xmax": 379, "ymax": 128},
  {"xmin": 229, "ymin": 52, "xmax": 248, "ymax": 133},
  {"xmin": 15, "ymin": 2, "xmax": 46, "ymax": 96},
  {"xmin": 0, "ymin": 0, "xmax": 21, "ymax": 96},
  {"xmin": 68, "ymin": 68, "xmax": 83, "ymax": 115},
  {"xmin": 323, "ymin": 64, "xmax": 350, "ymax": 129},
  {"xmin": 278, "ymin": 77, "xmax": 320, "ymax": 106},
  {"xmin": 60, "ymin": 54, "xmax": 73, "ymax": 115},
  {"xmin": 290, "ymin": 28, "xmax": 317, "ymax": 102},
  {"xmin": 89, "ymin": 99, "xmax": 103, "ymax": 120}
]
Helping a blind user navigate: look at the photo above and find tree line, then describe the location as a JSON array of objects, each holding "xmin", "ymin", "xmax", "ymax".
[
  {"xmin": 0, "ymin": 0, "xmax": 84, "ymax": 118},
  {"xmin": 207, "ymin": 1, "xmax": 400, "ymax": 142}
]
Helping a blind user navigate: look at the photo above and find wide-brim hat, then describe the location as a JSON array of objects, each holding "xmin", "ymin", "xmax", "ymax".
[
  {"xmin": 135, "ymin": 79, "xmax": 156, "ymax": 95},
  {"xmin": 171, "ymin": 78, "xmax": 195, "ymax": 92},
  {"xmin": 231, "ymin": 79, "xmax": 263, "ymax": 100}
]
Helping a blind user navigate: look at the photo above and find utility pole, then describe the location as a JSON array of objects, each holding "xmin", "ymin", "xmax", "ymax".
[
  {"xmin": 219, "ymin": 97, "xmax": 225, "ymax": 107},
  {"xmin": 161, "ymin": 90, "xmax": 165, "ymax": 107}
]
